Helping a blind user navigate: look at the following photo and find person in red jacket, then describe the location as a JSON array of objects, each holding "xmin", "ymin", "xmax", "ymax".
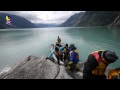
[{"xmin": 83, "ymin": 50, "xmax": 118, "ymax": 79}]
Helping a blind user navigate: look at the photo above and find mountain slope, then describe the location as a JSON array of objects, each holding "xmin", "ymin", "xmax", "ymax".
[
  {"xmin": 0, "ymin": 13, "xmax": 36, "ymax": 29},
  {"xmin": 0, "ymin": 20, "xmax": 7, "ymax": 29},
  {"xmin": 75, "ymin": 11, "xmax": 120, "ymax": 26},
  {"xmin": 59, "ymin": 12, "xmax": 85, "ymax": 27},
  {"xmin": 109, "ymin": 15, "xmax": 120, "ymax": 28},
  {"xmin": 59, "ymin": 11, "xmax": 120, "ymax": 27}
]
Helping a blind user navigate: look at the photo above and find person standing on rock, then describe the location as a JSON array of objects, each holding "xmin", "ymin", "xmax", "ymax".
[
  {"xmin": 83, "ymin": 50, "xmax": 118, "ymax": 79},
  {"xmin": 46, "ymin": 46, "xmax": 62, "ymax": 65},
  {"xmin": 57, "ymin": 36, "xmax": 61, "ymax": 47},
  {"xmin": 46, "ymin": 44, "xmax": 68, "ymax": 65},
  {"xmin": 62, "ymin": 44, "xmax": 70, "ymax": 61}
]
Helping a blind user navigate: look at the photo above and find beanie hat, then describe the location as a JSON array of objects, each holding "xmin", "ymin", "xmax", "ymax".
[{"xmin": 102, "ymin": 50, "xmax": 118, "ymax": 63}]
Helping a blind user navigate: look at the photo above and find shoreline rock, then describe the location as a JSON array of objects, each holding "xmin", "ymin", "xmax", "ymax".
[
  {"xmin": 0, "ymin": 55, "xmax": 112, "ymax": 79},
  {"xmin": 0, "ymin": 55, "xmax": 77, "ymax": 79}
]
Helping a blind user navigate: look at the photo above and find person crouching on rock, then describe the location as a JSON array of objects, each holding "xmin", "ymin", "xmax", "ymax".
[
  {"xmin": 68, "ymin": 44, "xmax": 80, "ymax": 72},
  {"xmin": 83, "ymin": 50, "xmax": 118, "ymax": 79}
]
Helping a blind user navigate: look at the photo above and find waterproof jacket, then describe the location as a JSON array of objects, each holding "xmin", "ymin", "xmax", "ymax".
[{"xmin": 83, "ymin": 51, "xmax": 107, "ymax": 79}]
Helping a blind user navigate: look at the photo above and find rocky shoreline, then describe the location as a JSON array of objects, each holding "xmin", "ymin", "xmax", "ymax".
[{"xmin": 0, "ymin": 55, "xmax": 112, "ymax": 79}]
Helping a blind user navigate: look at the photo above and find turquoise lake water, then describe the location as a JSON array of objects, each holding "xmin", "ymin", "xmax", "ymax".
[{"xmin": 0, "ymin": 26, "xmax": 120, "ymax": 70}]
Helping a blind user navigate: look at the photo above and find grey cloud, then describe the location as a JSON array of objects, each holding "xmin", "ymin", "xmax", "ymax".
[
  {"xmin": 0, "ymin": 11, "xmax": 43, "ymax": 23},
  {"xmin": 21, "ymin": 14, "xmax": 43, "ymax": 21},
  {"xmin": 0, "ymin": 11, "xmax": 83, "ymax": 24},
  {"xmin": 0, "ymin": 11, "xmax": 21, "ymax": 15}
]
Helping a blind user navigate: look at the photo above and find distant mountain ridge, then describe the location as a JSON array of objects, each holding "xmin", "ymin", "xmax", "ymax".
[
  {"xmin": 59, "ymin": 12, "xmax": 85, "ymax": 27},
  {"xmin": 75, "ymin": 11, "xmax": 120, "ymax": 26},
  {"xmin": 0, "ymin": 13, "xmax": 36, "ymax": 29},
  {"xmin": 1, "ymin": 12, "xmax": 120, "ymax": 29},
  {"xmin": 34, "ymin": 23, "xmax": 58, "ymax": 28},
  {"xmin": 59, "ymin": 11, "xmax": 120, "ymax": 27}
]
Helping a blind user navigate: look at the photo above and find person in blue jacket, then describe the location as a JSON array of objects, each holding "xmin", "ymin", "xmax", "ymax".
[{"xmin": 68, "ymin": 44, "xmax": 80, "ymax": 72}]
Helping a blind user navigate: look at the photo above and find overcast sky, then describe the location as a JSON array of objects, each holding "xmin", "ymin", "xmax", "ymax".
[{"xmin": 0, "ymin": 11, "xmax": 85, "ymax": 25}]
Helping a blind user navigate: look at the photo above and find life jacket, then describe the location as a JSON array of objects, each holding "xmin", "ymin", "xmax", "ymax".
[
  {"xmin": 57, "ymin": 38, "xmax": 61, "ymax": 43},
  {"xmin": 63, "ymin": 48, "xmax": 67, "ymax": 53},
  {"xmin": 107, "ymin": 68, "xmax": 120, "ymax": 79},
  {"xmin": 63, "ymin": 47, "xmax": 69, "ymax": 53},
  {"xmin": 90, "ymin": 50, "xmax": 108, "ymax": 75},
  {"xmin": 70, "ymin": 50, "xmax": 79, "ymax": 59}
]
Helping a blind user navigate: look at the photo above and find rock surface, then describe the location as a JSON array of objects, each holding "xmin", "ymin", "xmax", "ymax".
[
  {"xmin": 0, "ymin": 55, "xmax": 112, "ymax": 79},
  {"xmin": 0, "ymin": 55, "xmax": 83, "ymax": 79}
]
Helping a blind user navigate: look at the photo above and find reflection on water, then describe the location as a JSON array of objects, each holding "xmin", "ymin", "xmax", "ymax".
[{"xmin": 0, "ymin": 27, "xmax": 120, "ymax": 70}]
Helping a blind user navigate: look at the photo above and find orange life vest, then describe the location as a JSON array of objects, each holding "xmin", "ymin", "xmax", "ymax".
[
  {"xmin": 63, "ymin": 48, "xmax": 67, "ymax": 53},
  {"xmin": 90, "ymin": 51, "xmax": 108, "ymax": 75},
  {"xmin": 107, "ymin": 68, "xmax": 120, "ymax": 79},
  {"xmin": 57, "ymin": 38, "xmax": 61, "ymax": 43}
]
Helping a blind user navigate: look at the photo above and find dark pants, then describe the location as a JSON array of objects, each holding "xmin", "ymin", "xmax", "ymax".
[
  {"xmin": 56, "ymin": 55, "xmax": 63, "ymax": 65},
  {"xmin": 63, "ymin": 53, "xmax": 69, "ymax": 61},
  {"xmin": 56, "ymin": 56, "xmax": 60, "ymax": 65}
]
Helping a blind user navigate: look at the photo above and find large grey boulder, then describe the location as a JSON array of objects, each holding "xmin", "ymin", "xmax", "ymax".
[
  {"xmin": 0, "ymin": 56, "xmax": 57, "ymax": 79},
  {"xmin": 0, "ymin": 55, "xmax": 112, "ymax": 79},
  {"xmin": 0, "ymin": 55, "xmax": 74, "ymax": 79}
]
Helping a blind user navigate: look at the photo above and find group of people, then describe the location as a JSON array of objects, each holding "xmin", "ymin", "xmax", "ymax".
[
  {"xmin": 46, "ymin": 36, "xmax": 80, "ymax": 72},
  {"xmin": 46, "ymin": 36, "xmax": 119, "ymax": 79}
]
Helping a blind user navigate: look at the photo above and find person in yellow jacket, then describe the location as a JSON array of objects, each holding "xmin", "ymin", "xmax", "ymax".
[
  {"xmin": 83, "ymin": 50, "xmax": 118, "ymax": 79},
  {"xmin": 57, "ymin": 36, "xmax": 61, "ymax": 47},
  {"xmin": 107, "ymin": 67, "xmax": 120, "ymax": 79}
]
